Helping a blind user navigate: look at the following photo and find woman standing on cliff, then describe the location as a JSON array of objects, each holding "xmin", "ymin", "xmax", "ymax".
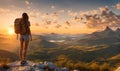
[{"xmin": 14, "ymin": 13, "xmax": 32, "ymax": 65}]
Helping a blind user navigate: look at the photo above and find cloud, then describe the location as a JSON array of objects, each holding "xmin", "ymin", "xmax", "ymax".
[
  {"xmin": 46, "ymin": 21, "xmax": 51, "ymax": 25},
  {"xmin": 74, "ymin": 16, "xmax": 79, "ymax": 20},
  {"xmin": 51, "ymin": 5, "xmax": 55, "ymax": 9},
  {"xmin": 25, "ymin": 0, "xmax": 32, "ymax": 10},
  {"xmin": 41, "ymin": 12, "xmax": 59, "ymax": 26},
  {"xmin": 58, "ymin": 10, "xmax": 65, "ymax": 13},
  {"xmin": 82, "ymin": 6, "xmax": 120, "ymax": 29},
  {"xmin": 25, "ymin": 0, "xmax": 31, "ymax": 5},
  {"xmin": 65, "ymin": 21, "xmax": 71, "ymax": 26},
  {"xmin": 68, "ymin": 10, "xmax": 78, "ymax": 17},
  {"xmin": 99, "ymin": 6, "xmax": 109, "ymax": 12},
  {"xmin": 29, "ymin": 10, "xmax": 41, "ymax": 18},
  {"xmin": 114, "ymin": 3, "xmax": 120, "ymax": 10},
  {"xmin": 55, "ymin": 24, "xmax": 62, "ymax": 28},
  {"xmin": 35, "ymin": 23, "xmax": 40, "ymax": 26},
  {"xmin": 0, "ymin": 8, "xmax": 10, "ymax": 13}
]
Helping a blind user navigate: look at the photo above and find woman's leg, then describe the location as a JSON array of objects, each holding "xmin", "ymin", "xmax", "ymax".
[
  {"xmin": 20, "ymin": 40, "xmax": 24, "ymax": 61},
  {"xmin": 23, "ymin": 41, "xmax": 29, "ymax": 61}
]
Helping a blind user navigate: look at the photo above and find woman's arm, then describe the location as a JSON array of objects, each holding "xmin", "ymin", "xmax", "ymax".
[
  {"xmin": 29, "ymin": 26, "xmax": 32, "ymax": 41},
  {"xmin": 30, "ymin": 30, "xmax": 32, "ymax": 41},
  {"xmin": 28, "ymin": 21, "xmax": 32, "ymax": 41},
  {"xmin": 16, "ymin": 34, "xmax": 18, "ymax": 40}
]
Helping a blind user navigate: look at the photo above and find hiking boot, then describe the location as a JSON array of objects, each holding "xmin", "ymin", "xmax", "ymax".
[{"xmin": 20, "ymin": 60, "xmax": 27, "ymax": 66}]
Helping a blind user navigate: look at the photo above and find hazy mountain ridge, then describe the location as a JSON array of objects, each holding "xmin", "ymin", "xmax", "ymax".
[
  {"xmin": 88, "ymin": 26, "xmax": 120, "ymax": 38},
  {"xmin": 0, "ymin": 50, "xmax": 18, "ymax": 61},
  {"xmin": 116, "ymin": 28, "xmax": 120, "ymax": 35},
  {"xmin": 78, "ymin": 27, "xmax": 120, "ymax": 46}
]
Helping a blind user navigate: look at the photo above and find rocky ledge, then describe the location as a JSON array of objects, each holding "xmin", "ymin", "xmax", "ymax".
[
  {"xmin": 0, "ymin": 61, "xmax": 79, "ymax": 71},
  {"xmin": 0, "ymin": 61, "xmax": 119, "ymax": 71}
]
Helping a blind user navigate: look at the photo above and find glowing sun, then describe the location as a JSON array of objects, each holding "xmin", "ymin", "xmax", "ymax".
[{"xmin": 8, "ymin": 28, "xmax": 14, "ymax": 35}]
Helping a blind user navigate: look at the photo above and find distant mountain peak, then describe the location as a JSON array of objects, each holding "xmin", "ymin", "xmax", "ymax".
[
  {"xmin": 116, "ymin": 28, "xmax": 120, "ymax": 31},
  {"xmin": 89, "ymin": 26, "xmax": 117, "ymax": 38},
  {"xmin": 116, "ymin": 28, "xmax": 120, "ymax": 34},
  {"xmin": 104, "ymin": 26, "xmax": 113, "ymax": 32}
]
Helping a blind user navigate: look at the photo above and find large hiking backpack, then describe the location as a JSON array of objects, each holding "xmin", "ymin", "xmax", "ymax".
[
  {"xmin": 14, "ymin": 18, "xmax": 29, "ymax": 34},
  {"xmin": 14, "ymin": 18, "xmax": 22, "ymax": 34}
]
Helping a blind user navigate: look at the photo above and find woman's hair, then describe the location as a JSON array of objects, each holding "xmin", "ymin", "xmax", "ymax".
[{"xmin": 22, "ymin": 13, "xmax": 29, "ymax": 24}]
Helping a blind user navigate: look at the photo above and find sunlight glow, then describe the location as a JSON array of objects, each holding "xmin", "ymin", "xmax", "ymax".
[{"xmin": 8, "ymin": 28, "xmax": 15, "ymax": 35}]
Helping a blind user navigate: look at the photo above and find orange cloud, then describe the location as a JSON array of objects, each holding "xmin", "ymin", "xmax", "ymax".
[{"xmin": 114, "ymin": 3, "xmax": 120, "ymax": 9}]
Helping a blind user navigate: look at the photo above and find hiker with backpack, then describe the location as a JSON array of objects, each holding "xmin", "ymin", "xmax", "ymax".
[{"xmin": 14, "ymin": 13, "xmax": 32, "ymax": 65}]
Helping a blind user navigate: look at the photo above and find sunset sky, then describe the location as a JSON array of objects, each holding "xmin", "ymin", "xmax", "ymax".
[{"xmin": 0, "ymin": 0, "xmax": 120, "ymax": 34}]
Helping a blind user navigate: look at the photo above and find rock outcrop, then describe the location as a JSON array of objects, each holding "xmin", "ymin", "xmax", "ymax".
[
  {"xmin": 0, "ymin": 61, "xmax": 119, "ymax": 71},
  {"xmin": 1, "ymin": 61, "xmax": 71, "ymax": 71}
]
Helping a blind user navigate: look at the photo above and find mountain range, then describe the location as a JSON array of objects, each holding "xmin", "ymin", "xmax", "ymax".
[
  {"xmin": 88, "ymin": 26, "xmax": 120, "ymax": 38},
  {"xmin": 78, "ymin": 26, "xmax": 120, "ymax": 46}
]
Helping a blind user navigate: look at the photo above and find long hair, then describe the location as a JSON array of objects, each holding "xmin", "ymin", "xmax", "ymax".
[{"xmin": 22, "ymin": 13, "xmax": 29, "ymax": 24}]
